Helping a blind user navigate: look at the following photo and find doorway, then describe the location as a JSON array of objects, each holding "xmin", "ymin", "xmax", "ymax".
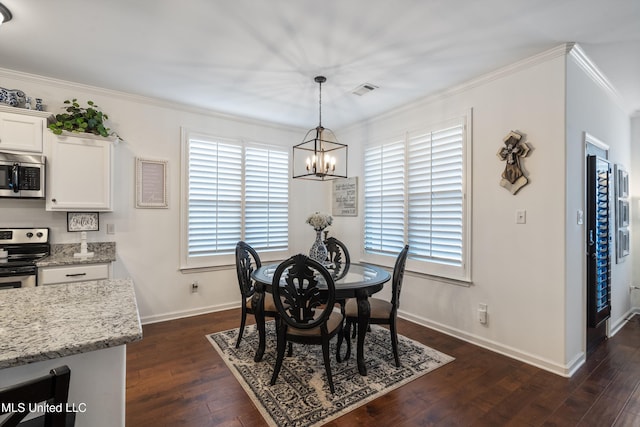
[{"xmin": 585, "ymin": 135, "xmax": 610, "ymax": 354}]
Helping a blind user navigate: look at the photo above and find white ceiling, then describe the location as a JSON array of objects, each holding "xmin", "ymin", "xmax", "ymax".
[{"xmin": 0, "ymin": 0, "xmax": 638, "ymax": 129}]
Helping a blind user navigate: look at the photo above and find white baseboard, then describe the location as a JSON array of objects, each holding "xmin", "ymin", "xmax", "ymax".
[
  {"xmin": 398, "ymin": 310, "xmax": 577, "ymax": 377},
  {"xmin": 140, "ymin": 302, "xmax": 238, "ymax": 325},
  {"xmin": 610, "ymin": 308, "xmax": 638, "ymax": 337}
]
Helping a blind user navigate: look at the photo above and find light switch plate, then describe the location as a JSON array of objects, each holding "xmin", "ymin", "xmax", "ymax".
[{"xmin": 516, "ymin": 210, "xmax": 526, "ymax": 224}]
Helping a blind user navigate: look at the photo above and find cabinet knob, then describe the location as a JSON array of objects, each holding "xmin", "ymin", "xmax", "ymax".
[{"xmin": 51, "ymin": 198, "xmax": 57, "ymax": 203}]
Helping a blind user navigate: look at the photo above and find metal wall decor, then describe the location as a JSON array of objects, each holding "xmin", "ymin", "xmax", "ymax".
[{"xmin": 497, "ymin": 130, "xmax": 531, "ymax": 195}]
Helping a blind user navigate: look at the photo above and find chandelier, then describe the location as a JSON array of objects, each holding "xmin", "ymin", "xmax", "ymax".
[{"xmin": 292, "ymin": 76, "xmax": 348, "ymax": 181}]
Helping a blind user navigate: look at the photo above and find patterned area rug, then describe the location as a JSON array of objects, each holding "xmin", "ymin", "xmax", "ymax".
[{"xmin": 207, "ymin": 322, "xmax": 454, "ymax": 427}]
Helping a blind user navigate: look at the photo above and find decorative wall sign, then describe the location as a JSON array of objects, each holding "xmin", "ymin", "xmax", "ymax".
[
  {"xmin": 332, "ymin": 177, "xmax": 358, "ymax": 216},
  {"xmin": 497, "ymin": 131, "xmax": 531, "ymax": 195},
  {"xmin": 67, "ymin": 212, "xmax": 99, "ymax": 232},
  {"xmin": 136, "ymin": 158, "xmax": 168, "ymax": 208}
]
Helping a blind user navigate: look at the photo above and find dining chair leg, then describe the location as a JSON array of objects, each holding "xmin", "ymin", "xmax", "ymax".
[
  {"xmin": 342, "ymin": 319, "xmax": 353, "ymax": 361},
  {"xmin": 236, "ymin": 307, "xmax": 247, "ymax": 348},
  {"xmin": 390, "ymin": 316, "xmax": 400, "ymax": 367},
  {"xmin": 270, "ymin": 323, "xmax": 287, "ymax": 386},
  {"xmin": 322, "ymin": 337, "xmax": 335, "ymax": 394}
]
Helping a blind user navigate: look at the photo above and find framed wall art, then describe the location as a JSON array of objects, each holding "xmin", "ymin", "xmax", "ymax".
[
  {"xmin": 136, "ymin": 158, "xmax": 168, "ymax": 208},
  {"xmin": 332, "ymin": 177, "xmax": 358, "ymax": 216},
  {"xmin": 67, "ymin": 212, "xmax": 99, "ymax": 232}
]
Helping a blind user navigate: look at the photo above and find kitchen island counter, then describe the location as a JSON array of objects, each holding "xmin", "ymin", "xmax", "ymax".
[{"xmin": 0, "ymin": 278, "xmax": 141, "ymax": 427}]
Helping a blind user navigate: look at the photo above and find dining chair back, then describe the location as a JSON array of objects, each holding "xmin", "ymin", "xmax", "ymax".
[
  {"xmin": 270, "ymin": 254, "xmax": 343, "ymax": 393},
  {"xmin": 0, "ymin": 365, "xmax": 75, "ymax": 427},
  {"xmin": 391, "ymin": 244, "xmax": 410, "ymax": 309},
  {"xmin": 235, "ymin": 241, "xmax": 277, "ymax": 350},
  {"xmin": 343, "ymin": 244, "xmax": 409, "ymax": 367},
  {"xmin": 324, "ymin": 237, "xmax": 350, "ymax": 280}
]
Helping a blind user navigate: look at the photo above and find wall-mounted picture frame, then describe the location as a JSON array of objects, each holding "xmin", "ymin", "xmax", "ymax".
[
  {"xmin": 67, "ymin": 212, "xmax": 99, "ymax": 232},
  {"xmin": 136, "ymin": 158, "xmax": 168, "ymax": 208},
  {"xmin": 618, "ymin": 228, "xmax": 630, "ymax": 259},
  {"xmin": 616, "ymin": 165, "xmax": 629, "ymax": 198},
  {"xmin": 332, "ymin": 176, "xmax": 358, "ymax": 216},
  {"xmin": 618, "ymin": 199, "xmax": 630, "ymax": 228}
]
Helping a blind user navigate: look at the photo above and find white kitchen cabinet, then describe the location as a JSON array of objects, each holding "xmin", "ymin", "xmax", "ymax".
[
  {"xmin": 38, "ymin": 263, "xmax": 110, "ymax": 285},
  {"xmin": 45, "ymin": 131, "xmax": 118, "ymax": 211},
  {"xmin": 0, "ymin": 105, "xmax": 52, "ymax": 153}
]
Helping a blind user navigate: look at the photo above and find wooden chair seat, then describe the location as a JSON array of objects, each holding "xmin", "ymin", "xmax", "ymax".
[
  {"xmin": 245, "ymin": 292, "xmax": 278, "ymax": 313},
  {"xmin": 287, "ymin": 311, "xmax": 343, "ymax": 337},
  {"xmin": 344, "ymin": 297, "xmax": 392, "ymax": 320}
]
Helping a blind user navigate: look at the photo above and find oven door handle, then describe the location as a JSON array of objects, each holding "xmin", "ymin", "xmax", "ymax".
[{"xmin": 11, "ymin": 163, "xmax": 20, "ymax": 193}]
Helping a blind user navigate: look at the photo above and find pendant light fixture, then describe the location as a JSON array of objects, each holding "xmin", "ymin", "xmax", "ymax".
[
  {"xmin": 292, "ymin": 76, "xmax": 348, "ymax": 181},
  {"xmin": 0, "ymin": 3, "xmax": 12, "ymax": 26}
]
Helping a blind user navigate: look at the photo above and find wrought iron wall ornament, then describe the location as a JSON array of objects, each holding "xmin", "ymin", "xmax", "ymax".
[{"xmin": 497, "ymin": 130, "xmax": 531, "ymax": 195}]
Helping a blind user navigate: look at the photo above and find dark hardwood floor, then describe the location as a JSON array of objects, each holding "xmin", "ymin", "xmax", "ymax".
[{"xmin": 126, "ymin": 310, "xmax": 640, "ymax": 426}]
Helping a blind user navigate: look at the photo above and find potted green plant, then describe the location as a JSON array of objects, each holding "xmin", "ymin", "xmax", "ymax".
[{"xmin": 48, "ymin": 99, "xmax": 118, "ymax": 138}]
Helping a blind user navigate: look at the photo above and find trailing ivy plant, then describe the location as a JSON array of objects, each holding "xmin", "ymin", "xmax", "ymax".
[{"xmin": 48, "ymin": 99, "xmax": 117, "ymax": 138}]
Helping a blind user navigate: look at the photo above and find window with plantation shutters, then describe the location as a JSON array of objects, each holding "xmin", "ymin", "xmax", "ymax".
[
  {"xmin": 181, "ymin": 131, "xmax": 289, "ymax": 268},
  {"xmin": 363, "ymin": 114, "xmax": 471, "ymax": 281},
  {"xmin": 244, "ymin": 147, "xmax": 289, "ymax": 251}
]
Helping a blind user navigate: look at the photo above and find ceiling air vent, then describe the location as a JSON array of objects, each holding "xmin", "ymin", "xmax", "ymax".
[{"xmin": 352, "ymin": 83, "xmax": 378, "ymax": 96}]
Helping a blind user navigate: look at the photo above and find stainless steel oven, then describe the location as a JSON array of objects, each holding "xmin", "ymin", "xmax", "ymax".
[{"xmin": 0, "ymin": 228, "xmax": 49, "ymax": 289}]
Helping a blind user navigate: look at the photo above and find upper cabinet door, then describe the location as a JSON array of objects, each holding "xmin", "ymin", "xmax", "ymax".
[
  {"xmin": 45, "ymin": 132, "xmax": 117, "ymax": 212},
  {"xmin": 0, "ymin": 110, "xmax": 48, "ymax": 153}
]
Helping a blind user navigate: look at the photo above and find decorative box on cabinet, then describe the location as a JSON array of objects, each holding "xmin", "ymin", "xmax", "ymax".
[
  {"xmin": 0, "ymin": 105, "xmax": 52, "ymax": 153},
  {"xmin": 45, "ymin": 131, "xmax": 118, "ymax": 211}
]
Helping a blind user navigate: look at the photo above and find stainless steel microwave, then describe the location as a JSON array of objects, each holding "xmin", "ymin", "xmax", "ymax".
[{"xmin": 0, "ymin": 152, "xmax": 46, "ymax": 198}]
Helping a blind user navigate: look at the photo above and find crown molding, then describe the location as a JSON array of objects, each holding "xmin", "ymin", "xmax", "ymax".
[
  {"xmin": 567, "ymin": 43, "xmax": 627, "ymax": 113},
  {"xmin": 0, "ymin": 67, "xmax": 305, "ymax": 134},
  {"xmin": 342, "ymin": 43, "xmax": 573, "ymax": 132}
]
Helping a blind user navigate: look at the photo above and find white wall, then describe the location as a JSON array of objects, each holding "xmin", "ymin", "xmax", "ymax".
[
  {"xmin": 565, "ymin": 48, "xmax": 633, "ymax": 368},
  {"xmin": 631, "ymin": 115, "xmax": 640, "ymax": 308},
  {"xmin": 0, "ymin": 68, "xmax": 331, "ymax": 324},
  {"xmin": 338, "ymin": 46, "xmax": 569, "ymax": 374}
]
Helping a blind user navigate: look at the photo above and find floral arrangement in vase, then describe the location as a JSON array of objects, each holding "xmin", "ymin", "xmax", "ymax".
[
  {"xmin": 306, "ymin": 212, "xmax": 333, "ymax": 231},
  {"xmin": 306, "ymin": 212, "xmax": 333, "ymax": 263}
]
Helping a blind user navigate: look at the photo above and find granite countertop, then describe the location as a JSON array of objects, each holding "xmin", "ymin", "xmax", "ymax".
[
  {"xmin": 36, "ymin": 242, "xmax": 116, "ymax": 267},
  {"xmin": 0, "ymin": 278, "xmax": 142, "ymax": 369}
]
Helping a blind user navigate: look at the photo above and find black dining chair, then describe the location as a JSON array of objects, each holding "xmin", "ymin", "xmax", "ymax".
[
  {"xmin": 234, "ymin": 241, "xmax": 279, "ymax": 349},
  {"xmin": 324, "ymin": 236, "xmax": 350, "ymax": 280},
  {"xmin": 270, "ymin": 254, "xmax": 344, "ymax": 393},
  {"xmin": 0, "ymin": 365, "xmax": 76, "ymax": 427},
  {"xmin": 343, "ymin": 244, "xmax": 409, "ymax": 367}
]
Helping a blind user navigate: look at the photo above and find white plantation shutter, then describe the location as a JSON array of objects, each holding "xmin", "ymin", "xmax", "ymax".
[
  {"xmin": 245, "ymin": 146, "xmax": 289, "ymax": 251},
  {"xmin": 364, "ymin": 140, "xmax": 405, "ymax": 255},
  {"xmin": 364, "ymin": 115, "xmax": 470, "ymax": 281},
  {"xmin": 408, "ymin": 125, "xmax": 464, "ymax": 266},
  {"xmin": 183, "ymin": 133, "xmax": 289, "ymax": 268},
  {"xmin": 188, "ymin": 139, "xmax": 242, "ymax": 257}
]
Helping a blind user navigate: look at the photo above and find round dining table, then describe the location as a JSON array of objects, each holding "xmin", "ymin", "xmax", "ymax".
[{"xmin": 251, "ymin": 262, "xmax": 391, "ymax": 376}]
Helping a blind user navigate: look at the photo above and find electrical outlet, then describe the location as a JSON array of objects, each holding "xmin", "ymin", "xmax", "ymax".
[
  {"xmin": 106, "ymin": 223, "xmax": 115, "ymax": 234},
  {"xmin": 191, "ymin": 281, "xmax": 199, "ymax": 293},
  {"xmin": 478, "ymin": 303, "xmax": 488, "ymax": 324}
]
